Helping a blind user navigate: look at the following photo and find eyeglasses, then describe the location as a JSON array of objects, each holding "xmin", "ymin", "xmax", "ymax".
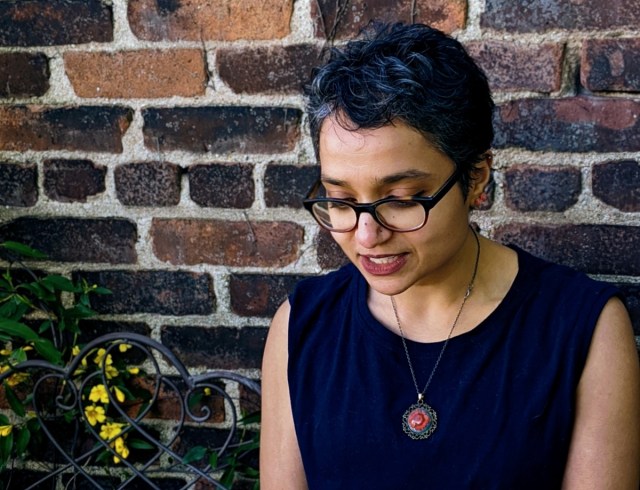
[{"xmin": 303, "ymin": 169, "xmax": 460, "ymax": 233}]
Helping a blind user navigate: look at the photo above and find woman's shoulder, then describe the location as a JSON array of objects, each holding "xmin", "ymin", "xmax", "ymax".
[{"xmin": 291, "ymin": 262, "xmax": 359, "ymax": 300}]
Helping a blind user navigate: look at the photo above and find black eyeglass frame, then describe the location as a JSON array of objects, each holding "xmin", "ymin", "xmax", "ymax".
[{"xmin": 303, "ymin": 168, "xmax": 460, "ymax": 233}]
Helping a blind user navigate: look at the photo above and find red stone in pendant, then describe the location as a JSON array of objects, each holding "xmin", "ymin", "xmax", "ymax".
[{"xmin": 408, "ymin": 407, "xmax": 431, "ymax": 431}]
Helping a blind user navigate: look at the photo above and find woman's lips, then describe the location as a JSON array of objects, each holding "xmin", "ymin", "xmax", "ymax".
[{"xmin": 359, "ymin": 254, "xmax": 407, "ymax": 275}]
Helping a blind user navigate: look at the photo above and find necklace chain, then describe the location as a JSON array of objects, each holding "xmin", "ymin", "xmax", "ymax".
[{"xmin": 391, "ymin": 228, "xmax": 480, "ymax": 401}]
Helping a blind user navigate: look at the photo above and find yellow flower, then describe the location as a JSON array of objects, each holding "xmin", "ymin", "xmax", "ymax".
[
  {"xmin": 89, "ymin": 384, "xmax": 109, "ymax": 404},
  {"xmin": 127, "ymin": 367, "xmax": 139, "ymax": 375},
  {"xmin": 7, "ymin": 372, "xmax": 29, "ymax": 388},
  {"xmin": 111, "ymin": 386, "xmax": 125, "ymax": 403},
  {"xmin": 105, "ymin": 364, "xmax": 119, "ymax": 380},
  {"xmin": 0, "ymin": 425, "xmax": 12, "ymax": 437},
  {"xmin": 93, "ymin": 348, "xmax": 111, "ymax": 366},
  {"xmin": 72, "ymin": 345, "xmax": 81, "ymax": 356},
  {"xmin": 84, "ymin": 405, "xmax": 106, "ymax": 426},
  {"xmin": 0, "ymin": 348, "xmax": 12, "ymax": 356},
  {"xmin": 204, "ymin": 387, "xmax": 212, "ymax": 396},
  {"xmin": 112, "ymin": 436, "xmax": 130, "ymax": 463},
  {"xmin": 118, "ymin": 343, "xmax": 132, "ymax": 353},
  {"xmin": 99, "ymin": 422, "xmax": 125, "ymax": 441}
]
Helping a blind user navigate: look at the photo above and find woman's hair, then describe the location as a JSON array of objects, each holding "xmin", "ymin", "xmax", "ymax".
[{"xmin": 307, "ymin": 22, "xmax": 494, "ymax": 194}]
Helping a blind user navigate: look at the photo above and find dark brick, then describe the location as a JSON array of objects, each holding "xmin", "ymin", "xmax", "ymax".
[
  {"xmin": 77, "ymin": 320, "xmax": 150, "ymax": 344},
  {"xmin": 189, "ymin": 163, "xmax": 254, "ymax": 208},
  {"xmin": 43, "ymin": 159, "xmax": 106, "ymax": 203},
  {"xmin": 264, "ymin": 164, "xmax": 319, "ymax": 208},
  {"xmin": 581, "ymin": 39, "xmax": 640, "ymax": 93},
  {"xmin": 0, "ymin": 162, "xmax": 37, "ymax": 207},
  {"xmin": 481, "ymin": 0, "xmax": 640, "ymax": 32},
  {"xmin": 0, "ymin": 52, "xmax": 49, "ymax": 97},
  {"xmin": 494, "ymin": 224, "xmax": 640, "ymax": 275},
  {"xmin": 217, "ymin": 45, "xmax": 323, "ymax": 94},
  {"xmin": 74, "ymin": 270, "xmax": 214, "ymax": 315},
  {"xmin": 128, "ymin": 0, "xmax": 293, "ymax": 41},
  {"xmin": 316, "ymin": 229, "xmax": 350, "ymax": 270},
  {"xmin": 0, "ymin": 105, "xmax": 133, "ymax": 152},
  {"xmin": 0, "ymin": 0, "xmax": 113, "ymax": 46},
  {"xmin": 504, "ymin": 165, "xmax": 581, "ymax": 212},
  {"xmin": 142, "ymin": 106, "xmax": 301, "ymax": 154},
  {"xmin": 151, "ymin": 219, "xmax": 304, "ymax": 267},
  {"xmin": 161, "ymin": 326, "xmax": 267, "ymax": 369},
  {"xmin": 312, "ymin": 0, "xmax": 466, "ymax": 39},
  {"xmin": 592, "ymin": 160, "xmax": 640, "ymax": 212},
  {"xmin": 239, "ymin": 380, "xmax": 262, "ymax": 415},
  {"xmin": 0, "ymin": 218, "xmax": 137, "ymax": 264},
  {"xmin": 493, "ymin": 96, "xmax": 640, "ymax": 152},
  {"xmin": 466, "ymin": 41, "xmax": 564, "ymax": 92},
  {"xmin": 230, "ymin": 274, "xmax": 306, "ymax": 317},
  {"xmin": 115, "ymin": 162, "xmax": 182, "ymax": 206},
  {"xmin": 617, "ymin": 283, "xmax": 640, "ymax": 336}
]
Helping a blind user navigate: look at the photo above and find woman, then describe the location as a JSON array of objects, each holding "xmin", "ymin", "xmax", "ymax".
[{"xmin": 260, "ymin": 23, "xmax": 640, "ymax": 489}]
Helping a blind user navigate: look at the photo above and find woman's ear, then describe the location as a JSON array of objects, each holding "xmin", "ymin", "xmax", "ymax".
[{"xmin": 467, "ymin": 152, "xmax": 493, "ymax": 209}]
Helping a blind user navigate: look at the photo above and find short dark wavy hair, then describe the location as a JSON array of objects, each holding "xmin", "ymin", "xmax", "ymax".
[{"xmin": 306, "ymin": 22, "xmax": 494, "ymax": 194}]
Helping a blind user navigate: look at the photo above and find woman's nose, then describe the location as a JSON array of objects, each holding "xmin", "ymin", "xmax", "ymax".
[{"xmin": 354, "ymin": 212, "xmax": 390, "ymax": 248}]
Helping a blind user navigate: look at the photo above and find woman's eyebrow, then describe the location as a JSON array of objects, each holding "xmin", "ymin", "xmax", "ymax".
[{"xmin": 320, "ymin": 169, "xmax": 433, "ymax": 187}]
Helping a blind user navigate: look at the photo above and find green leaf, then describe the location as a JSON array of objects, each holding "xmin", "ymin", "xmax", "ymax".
[
  {"xmin": 128, "ymin": 438, "xmax": 154, "ymax": 450},
  {"xmin": 3, "ymin": 383, "xmax": 26, "ymax": 417},
  {"xmin": 15, "ymin": 426, "xmax": 30, "ymax": 455},
  {"xmin": 0, "ymin": 428, "xmax": 13, "ymax": 469},
  {"xmin": 33, "ymin": 338, "xmax": 63, "ymax": 365},
  {"xmin": 65, "ymin": 304, "xmax": 97, "ymax": 319},
  {"xmin": 41, "ymin": 275, "xmax": 79, "ymax": 293},
  {"xmin": 10, "ymin": 347, "xmax": 28, "ymax": 363},
  {"xmin": 182, "ymin": 445, "xmax": 207, "ymax": 464},
  {"xmin": 38, "ymin": 320, "xmax": 53, "ymax": 334},
  {"xmin": 0, "ymin": 242, "xmax": 47, "ymax": 259},
  {"xmin": 92, "ymin": 287, "xmax": 112, "ymax": 295},
  {"xmin": 0, "ymin": 318, "xmax": 39, "ymax": 341},
  {"xmin": 0, "ymin": 414, "xmax": 9, "ymax": 425},
  {"xmin": 208, "ymin": 451, "xmax": 219, "ymax": 469}
]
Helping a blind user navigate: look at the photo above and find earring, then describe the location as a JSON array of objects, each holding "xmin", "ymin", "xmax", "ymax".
[{"xmin": 473, "ymin": 192, "xmax": 487, "ymax": 208}]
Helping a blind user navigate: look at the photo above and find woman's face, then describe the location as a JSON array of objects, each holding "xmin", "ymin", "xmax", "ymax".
[{"xmin": 318, "ymin": 116, "xmax": 481, "ymax": 296}]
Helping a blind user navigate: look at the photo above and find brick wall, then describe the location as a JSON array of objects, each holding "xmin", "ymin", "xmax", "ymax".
[{"xmin": 1, "ymin": 0, "xmax": 639, "ymax": 383}]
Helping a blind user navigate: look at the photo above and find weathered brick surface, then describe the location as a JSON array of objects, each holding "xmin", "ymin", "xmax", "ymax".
[
  {"xmin": 617, "ymin": 283, "xmax": 640, "ymax": 335},
  {"xmin": 494, "ymin": 224, "xmax": 640, "ymax": 275},
  {"xmin": 504, "ymin": 165, "xmax": 581, "ymax": 212},
  {"xmin": 592, "ymin": 160, "xmax": 640, "ymax": 212},
  {"xmin": 481, "ymin": 0, "xmax": 640, "ymax": 32},
  {"xmin": 77, "ymin": 320, "xmax": 150, "ymax": 344},
  {"xmin": 115, "ymin": 162, "xmax": 182, "ymax": 206},
  {"xmin": 151, "ymin": 219, "xmax": 304, "ymax": 267},
  {"xmin": 127, "ymin": 0, "xmax": 294, "ymax": 41},
  {"xmin": 65, "ymin": 49, "xmax": 206, "ymax": 99},
  {"xmin": 581, "ymin": 39, "xmax": 640, "ymax": 93},
  {"xmin": 0, "ymin": 52, "xmax": 49, "ymax": 97},
  {"xmin": 264, "ymin": 164, "xmax": 319, "ymax": 208},
  {"xmin": 161, "ymin": 326, "xmax": 267, "ymax": 369},
  {"xmin": 229, "ymin": 274, "xmax": 306, "ymax": 317},
  {"xmin": 188, "ymin": 163, "xmax": 254, "ymax": 208},
  {"xmin": 0, "ymin": 106, "xmax": 133, "ymax": 152},
  {"xmin": 466, "ymin": 42, "xmax": 564, "ymax": 92},
  {"xmin": 217, "ymin": 45, "xmax": 323, "ymax": 94},
  {"xmin": 493, "ymin": 97, "xmax": 640, "ymax": 152},
  {"xmin": 0, "ymin": 162, "xmax": 37, "ymax": 207},
  {"xmin": 74, "ymin": 270, "xmax": 214, "ymax": 315},
  {"xmin": 142, "ymin": 107, "xmax": 301, "ymax": 154},
  {"xmin": 0, "ymin": 0, "xmax": 113, "ymax": 46},
  {"xmin": 43, "ymin": 159, "xmax": 106, "ymax": 203},
  {"xmin": 312, "ymin": 0, "xmax": 467, "ymax": 39},
  {"xmin": 316, "ymin": 229, "xmax": 350, "ymax": 270},
  {"xmin": 0, "ymin": 218, "xmax": 137, "ymax": 264}
]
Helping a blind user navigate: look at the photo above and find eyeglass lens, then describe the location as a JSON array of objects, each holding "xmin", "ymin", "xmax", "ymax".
[{"xmin": 311, "ymin": 200, "xmax": 425, "ymax": 232}]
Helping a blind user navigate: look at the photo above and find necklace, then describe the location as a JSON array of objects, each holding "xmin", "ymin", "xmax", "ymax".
[{"xmin": 391, "ymin": 228, "xmax": 480, "ymax": 440}]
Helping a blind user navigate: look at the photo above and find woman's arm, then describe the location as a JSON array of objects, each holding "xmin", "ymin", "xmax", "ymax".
[
  {"xmin": 563, "ymin": 297, "xmax": 640, "ymax": 489},
  {"xmin": 260, "ymin": 300, "xmax": 308, "ymax": 490}
]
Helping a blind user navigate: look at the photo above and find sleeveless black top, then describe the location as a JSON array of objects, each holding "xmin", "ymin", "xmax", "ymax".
[{"xmin": 288, "ymin": 247, "xmax": 619, "ymax": 489}]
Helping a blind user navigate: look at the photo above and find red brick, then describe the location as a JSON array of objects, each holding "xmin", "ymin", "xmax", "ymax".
[
  {"xmin": 581, "ymin": 39, "xmax": 640, "ymax": 93},
  {"xmin": 73, "ymin": 270, "xmax": 214, "ymax": 315},
  {"xmin": 316, "ymin": 229, "xmax": 349, "ymax": 270},
  {"xmin": 217, "ymin": 45, "xmax": 324, "ymax": 94},
  {"xmin": 0, "ymin": 52, "xmax": 49, "ymax": 97},
  {"xmin": 504, "ymin": 165, "xmax": 581, "ymax": 212},
  {"xmin": 161, "ymin": 326, "xmax": 267, "ymax": 369},
  {"xmin": 142, "ymin": 106, "xmax": 301, "ymax": 154},
  {"xmin": 127, "ymin": 0, "xmax": 294, "ymax": 41},
  {"xmin": 43, "ymin": 159, "xmax": 106, "ymax": 203},
  {"xmin": 0, "ymin": 218, "xmax": 137, "ymax": 264},
  {"xmin": 188, "ymin": 163, "xmax": 254, "ymax": 208},
  {"xmin": 494, "ymin": 224, "xmax": 640, "ymax": 275},
  {"xmin": 151, "ymin": 219, "xmax": 304, "ymax": 267},
  {"xmin": 0, "ymin": 0, "xmax": 112, "ymax": 46},
  {"xmin": 481, "ymin": 0, "xmax": 640, "ymax": 32},
  {"xmin": 312, "ymin": 0, "xmax": 466, "ymax": 39},
  {"xmin": 115, "ymin": 162, "xmax": 182, "ymax": 206},
  {"xmin": 0, "ymin": 105, "xmax": 133, "ymax": 152},
  {"xmin": 592, "ymin": 160, "xmax": 640, "ymax": 212},
  {"xmin": 466, "ymin": 41, "xmax": 564, "ymax": 92},
  {"xmin": 229, "ymin": 274, "xmax": 306, "ymax": 317},
  {"xmin": 65, "ymin": 49, "xmax": 206, "ymax": 99},
  {"xmin": 264, "ymin": 164, "xmax": 319, "ymax": 208},
  {"xmin": 0, "ymin": 162, "xmax": 37, "ymax": 207},
  {"xmin": 493, "ymin": 96, "xmax": 640, "ymax": 152}
]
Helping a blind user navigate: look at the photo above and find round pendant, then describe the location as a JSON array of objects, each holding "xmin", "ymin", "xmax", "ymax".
[{"xmin": 402, "ymin": 402, "xmax": 437, "ymax": 440}]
